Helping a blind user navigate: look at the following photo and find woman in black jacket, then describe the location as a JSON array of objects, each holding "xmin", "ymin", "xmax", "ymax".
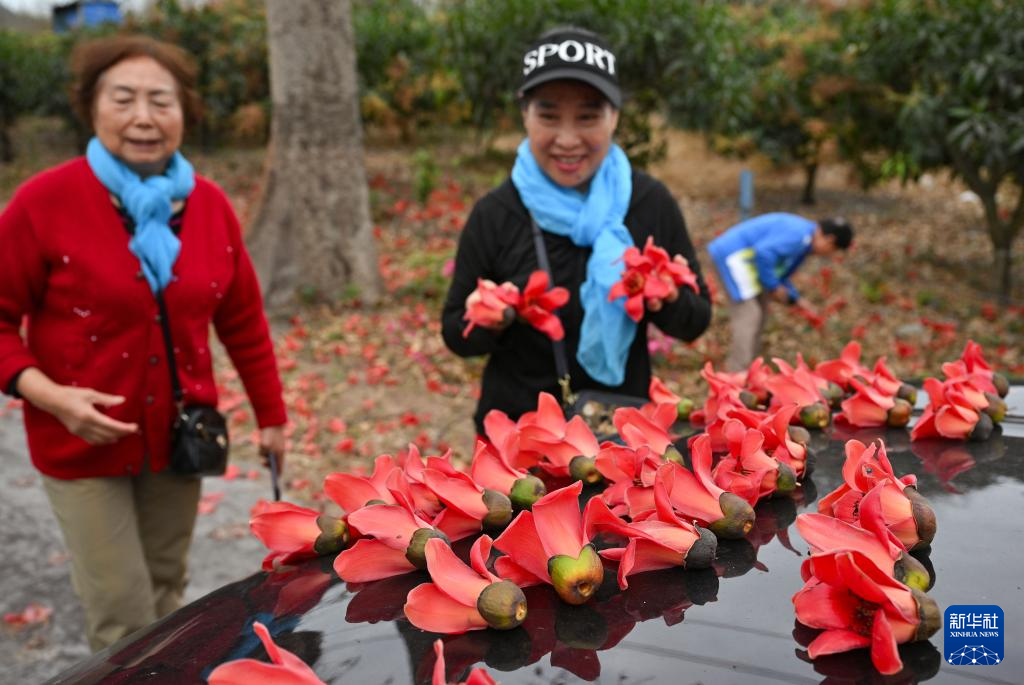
[{"xmin": 442, "ymin": 27, "xmax": 712, "ymax": 435}]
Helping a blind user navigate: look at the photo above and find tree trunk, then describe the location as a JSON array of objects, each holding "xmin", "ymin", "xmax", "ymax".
[
  {"xmin": 800, "ymin": 161, "xmax": 818, "ymax": 205},
  {"xmin": 249, "ymin": 0, "xmax": 381, "ymax": 313}
]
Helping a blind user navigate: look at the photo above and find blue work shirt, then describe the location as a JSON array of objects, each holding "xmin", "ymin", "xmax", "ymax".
[{"xmin": 707, "ymin": 212, "xmax": 816, "ymax": 303}]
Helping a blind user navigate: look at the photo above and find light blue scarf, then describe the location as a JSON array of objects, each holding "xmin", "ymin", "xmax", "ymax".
[
  {"xmin": 511, "ymin": 139, "xmax": 635, "ymax": 386},
  {"xmin": 86, "ymin": 137, "xmax": 195, "ymax": 293}
]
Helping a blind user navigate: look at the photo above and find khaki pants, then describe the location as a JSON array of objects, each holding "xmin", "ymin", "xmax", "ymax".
[
  {"xmin": 726, "ymin": 293, "xmax": 771, "ymax": 372},
  {"xmin": 42, "ymin": 467, "xmax": 201, "ymax": 651}
]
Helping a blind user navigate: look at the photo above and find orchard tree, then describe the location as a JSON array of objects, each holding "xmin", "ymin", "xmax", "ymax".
[
  {"xmin": 704, "ymin": 4, "xmax": 853, "ymax": 206},
  {"xmin": 248, "ymin": 0, "xmax": 381, "ymax": 311},
  {"xmin": 837, "ymin": 0, "xmax": 1024, "ymax": 297}
]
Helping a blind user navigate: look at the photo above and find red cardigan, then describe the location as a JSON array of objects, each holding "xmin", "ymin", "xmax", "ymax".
[{"xmin": 0, "ymin": 158, "xmax": 287, "ymax": 479}]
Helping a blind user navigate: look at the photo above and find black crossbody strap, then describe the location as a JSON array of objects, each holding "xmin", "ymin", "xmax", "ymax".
[
  {"xmin": 155, "ymin": 292, "xmax": 184, "ymax": 410},
  {"xmin": 529, "ymin": 218, "xmax": 575, "ymax": 407}
]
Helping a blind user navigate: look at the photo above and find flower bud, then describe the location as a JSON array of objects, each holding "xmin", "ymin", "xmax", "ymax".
[
  {"xmin": 405, "ymin": 527, "xmax": 450, "ymax": 569},
  {"xmin": 313, "ymin": 515, "xmax": 349, "ymax": 556},
  {"xmin": 509, "ymin": 475, "xmax": 546, "ymax": 511},
  {"xmin": 569, "ymin": 456, "xmax": 603, "ymax": 485},
  {"xmin": 799, "ymin": 402, "xmax": 831, "ymax": 429},
  {"xmin": 547, "ymin": 544, "xmax": 604, "ymax": 605},
  {"xmin": 887, "ymin": 398, "xmax": 913, "ymax": 428},
  {"xmin": 476, "ymin": 580, "xmax": 527, "ymax": 630},
  {"xmin": 684, "ymin": 525, "xmax": 717, "ymax": 569},
  {"xmin": 481, "ymin": 489, "xmax": 513, "ymax": 530},
  {"xmin": 708, "ymin": 492, "xmax": 755, "ymax": 539},
  {"xmin": 676, "ymin": 397, "xmax": 694, "ymax": 422}
]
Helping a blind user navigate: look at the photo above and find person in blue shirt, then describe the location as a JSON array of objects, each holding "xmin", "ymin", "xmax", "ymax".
[{"xmin": 707, "ymin": 213, "xmax": 853, "ymax": 371}]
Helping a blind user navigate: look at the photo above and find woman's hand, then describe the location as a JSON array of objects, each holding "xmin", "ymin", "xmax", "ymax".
[
  {"xmin": 259, "ymin": 425, "xmax": 287, "ymax": 473},
  {"xmin": 647, "ymin": 255, "xmax": 686, "ymax": 312},
  {"xmin": 17, "ymin": 369, "xmax": 139, "ymax": 445},
  {"xmin": 464, "ymin": 281, "xmax": 516, "ymax": 331}
]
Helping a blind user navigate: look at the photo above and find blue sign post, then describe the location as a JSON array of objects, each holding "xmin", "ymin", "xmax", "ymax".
[{"xmin": 739, "ymin": 169, "xmax": 754, "ymax": 221}]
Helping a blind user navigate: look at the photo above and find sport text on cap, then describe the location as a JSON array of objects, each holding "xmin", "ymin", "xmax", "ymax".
[{"xmin": 522, "ymin": 39, "xmax": 616, "ymax": 78}]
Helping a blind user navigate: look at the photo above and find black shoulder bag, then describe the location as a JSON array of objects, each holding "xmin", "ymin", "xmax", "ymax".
[
  {"xmin": 156, "ymin": 293, "xmax": 230, "ymax": 477},
  {"xmin": 529, "ymin": 219, "xmax": 648, "ymax": 440}
]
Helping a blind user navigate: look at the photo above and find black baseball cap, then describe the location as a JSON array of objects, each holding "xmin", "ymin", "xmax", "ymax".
[{"xmin": 518, "ymin": 27, "xmax": 622, "ymax": 108}]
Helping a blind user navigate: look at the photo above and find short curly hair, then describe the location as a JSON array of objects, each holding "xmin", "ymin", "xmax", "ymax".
[{"xmin": 70, "ymin": 34, "xmax": 202, "ymax": 129}]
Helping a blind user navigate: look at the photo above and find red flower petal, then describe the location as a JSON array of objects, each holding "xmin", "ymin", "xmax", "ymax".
[
  {"xmin": 249, "ymin": 503, "xmax": 320, "ymax": 556},
  {"xmin": 870, "ymin": 608, "xmax": 904, "ymax": 675},
  {"xmin": 532, "ymin": 481, "xmax": 586, "ymax": 558},
  {"xmin": 469, "ymin": 535, "xmax": 501, "ymax": 583},
  {"xmin": 207, "ymin": 621, "xmax": 326, "ymax": 685},
  {"xmin": 405, "ymin": 582, "xmax": 488, "ymax": 634},
  {"xmin": 432, "ymin": 507, "xmax": 483, "ymax": 543},
  {"xmin": 806, "ymin": 628, "xmax": 872, "ymax": 658},
  {"xmin": 323, "ymin": 473, "xmax": 392, "ymax": 513},
  {"xmin": 615, "ymin": 538, "xmax": 683, "ymax": 589},
  {"xmin": 424, "ymin": 537, "xmax": 490, "ymax": 607},
  {"xmin": 793, "ymin": 581, "xmax": 860, "ymax": 630},
  {"xmin": 348, "ymin": 504, "xmax": 426, "ymax": 551},
  {"xmin": 333, "ymin": 539, "xmax": 416, "ymax": 583},
  {"xmin": 493, "ymin": 511, "xmax": 550, "ymax": 584},
  {"xmin": 423, "ymin": 470, "xmax": 488, "ymax": 520}
]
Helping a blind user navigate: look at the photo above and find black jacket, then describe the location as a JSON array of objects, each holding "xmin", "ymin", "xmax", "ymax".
[{"xmin": 441, "ymin": 171, "xmax": 712, "ymax": 434}]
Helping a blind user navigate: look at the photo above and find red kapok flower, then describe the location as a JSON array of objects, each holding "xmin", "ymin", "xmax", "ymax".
[
  {"xmin": 250, "ymin": 501, "xmax": 349, "ymax": 571},
  {"xmin": 713, "ymin": 419, "xmax": 797, "ymax": 504},
  {"xmin": 470, "ymin": 439, "xmax": 547, "ymax": 511},
  {"xmin": 910, "ymin": 378, "xmax": 982, "ymax": 442},
  {"xmin": 515, "ymin": 270, "xmax": 569, "ymax": 341},
  {"xmin": 404, "ymin": 535, "xmax": 527, "ymax": 634},
  {"xmin": 815, "ymin": 341, "xmax": 870, "ymax": 390},
  {"xmin": 836, "ymin": 377, "xmax": 896, "ymax": 428},
  {"xmin": 323, "ymin": 454, "xmax": 397, "ymax": 513},
  {"xmin": 797, "ymin": 483, "xmax": 930, "ymax": 591},
  {"xmin": 493, "ymin": 481, "xmax": 604, "ymax": 605},
  {"xmin": 516, "ymin": 392, "xmax": 600, "ymax": 478},
  {"xmin": 334, "ymin": 498, "xmax": 449, "ymax": 583},
  {"xmin": 793, "ymin": 552, "xmax": 939, "ymax": 675},
  {"xmin": 422, "ymin": 468, "xmax": 513, "ymax": 541},
  {"xmin": 585, "ymin": 474, "xmax": 716, "ymax": 589},
  {"xmin": 657, "ymin": 435, "xmax": 756, "ymax": 539},
  {"xmin": 607, "ymin": 237, "xmax": 679, "ymax": 322},
  {"xmin": 207, "ymin": 621, "xmax": 326, "ymax": 684},
  {"xmin": 463, "ymin": 279, "xmax": 520, "ymax": 337},
  {"xmin": 817, "ymin": 440, "xmax": 936, "ymax": 551}
]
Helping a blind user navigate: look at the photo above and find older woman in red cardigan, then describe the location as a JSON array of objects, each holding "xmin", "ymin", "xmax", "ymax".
[{"xmin": 0, "ymin": 36, "xmax": 287, "ymax": 651}]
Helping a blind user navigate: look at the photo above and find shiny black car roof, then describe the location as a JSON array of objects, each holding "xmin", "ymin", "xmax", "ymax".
[{"xmin": 49, "ymin": 390, "xmax": 1024, "ymax": 685}]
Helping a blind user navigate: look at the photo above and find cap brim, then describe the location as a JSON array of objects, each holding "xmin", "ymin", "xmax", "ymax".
[{"xmin": 518, "ymin": 67, "xmax": 622, "ymax": 109}]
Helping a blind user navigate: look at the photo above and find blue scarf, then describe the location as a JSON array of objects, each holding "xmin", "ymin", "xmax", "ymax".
[
  {"xmin": 511, "ymin": 139, "xmax": 635, "ymax": 386},
  {"xmin": 86, "ymin": 137, "xmax": 195, "ymax": 293}
]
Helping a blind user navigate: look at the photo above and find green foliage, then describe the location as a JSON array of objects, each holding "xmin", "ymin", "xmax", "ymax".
[
  {"xmin": 835, "ymin": 0, "xmax": 1024, "ymax": 295},
  {"xmin": 442, "ymin": 0, "xmax": 741, "ymax": 166},
  {"xmin": 354, "ymin": 0, "xmax": 462, "ymax": 138},
  {"xmin": 701, "ymin": 3, "xmax": 855, "ymax": 205},
  {"xmin": 126, "ymin": 0, "xmax": 269, "ymax": 146},
  {"xmin": 0, "ymin": 31, "xmax": 68, "ymax": 159}
]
